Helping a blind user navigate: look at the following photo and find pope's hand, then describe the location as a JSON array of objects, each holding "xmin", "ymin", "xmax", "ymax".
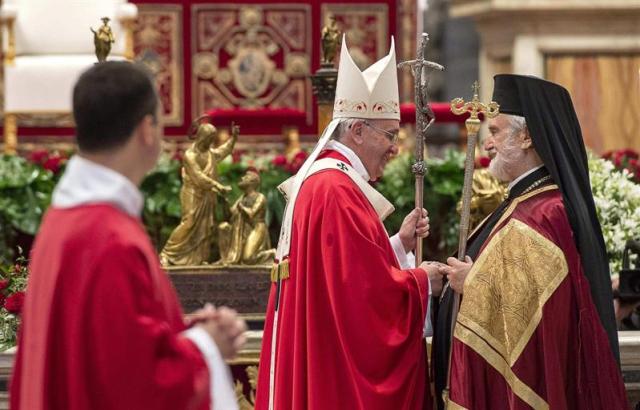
[
  {"xmin": 398, "ymin": 208, "xmax": 430, "ymax": 253},
  {"xmin": 440, "ymin": 256, "xmax": 473, "ymax": 294},
  {"xmin": 418, "ymin": 261, "xmax": 444, "ymax": 297}
]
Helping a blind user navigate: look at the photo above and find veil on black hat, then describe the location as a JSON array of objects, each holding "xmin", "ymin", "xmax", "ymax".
[{"xmin": 492, "ymin": 74, "xmax": 619, "ymax": 362}]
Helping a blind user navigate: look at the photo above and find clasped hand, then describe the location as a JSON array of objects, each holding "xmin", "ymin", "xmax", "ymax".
[{"xmin": 185, "ymin": 304, "xmax": 247, "ymax": 359}]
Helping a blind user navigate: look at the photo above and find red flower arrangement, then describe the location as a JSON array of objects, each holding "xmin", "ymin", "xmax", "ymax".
[
  {"xmin": 0, "ymin": 250, "xmax": 29, "ymax": 349},
  {"xmin": 602, "ymin": 149, "xmax": 640, "ymax": 183},
  {"xmin": 271, "ymin": 151, "xmax": 309, "ymax": 174},
  {"xmin": 28, "ymin": 149, "xmax": 69, "ymax": 174}
]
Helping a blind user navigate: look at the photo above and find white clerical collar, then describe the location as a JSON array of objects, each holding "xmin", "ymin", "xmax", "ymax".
[
  {"xmin": 325, "ymin": 140, "xmax": 371, "ymax": 181},
  {"xmin": 507, "ymin": 164, "xmax": 544, "ymax": 192},
  {"xmin": 52, "ymin": 155, "xmax": 144, "ymax": 217}
]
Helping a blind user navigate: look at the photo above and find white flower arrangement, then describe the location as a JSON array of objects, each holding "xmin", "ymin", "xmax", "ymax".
[{"xmin": 589, "ymin": 153, "xmax": 640, "ymax": 276}]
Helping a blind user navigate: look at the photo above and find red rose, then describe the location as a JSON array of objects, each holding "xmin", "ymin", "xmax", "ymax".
[
  {"xmin": 286, "ymin": 151, "xmax": 308, "ymax": 174},
  {"xmin": 4, "ymin": 291, "xmax": 25, "ymax": 314},
  {"xmin": 476, "ymin": 156, "xmax": 491, "ymax": 168},
  {"xmin": 272, "ymin": 155, "xmax": 287, "ymax": 167},
  {"xmin": 602, "ymin": 150, "xmax": 613, "ymax": 160},
  {"xmin": 28, "ymin": 150, "xmax": 49, "ymax": 164},
  {"xmin": 614, "ymin": 157, "xmax": 622, "ymax": 167},
  {"xmin": 623, "ymin": 149, "xmax": 639, "ymax": 159},
  {"xmin": 293, "ymin": 151, "xmax": 308, "ymax": 161},
  {"xmin": 43, "ymin": 156, "xmax": 63, "ymax": 173},
  {"xmin": 629, "ymin": 159, "xmax": 638, "ymax": 168},
  {"xmin": 0, "ymin": 279, "xmax": 9, "ymax": 291}
]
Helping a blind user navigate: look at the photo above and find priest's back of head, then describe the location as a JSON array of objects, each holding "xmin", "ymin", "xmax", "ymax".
[{"xmin": 72, "ymin": 62, "xmax": 161, "ymax": 182}]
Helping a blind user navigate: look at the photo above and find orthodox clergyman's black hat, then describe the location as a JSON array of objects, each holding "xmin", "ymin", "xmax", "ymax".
[{"xmin": 492, "ymin": 74, "xmax": 619, "ymax": 362}]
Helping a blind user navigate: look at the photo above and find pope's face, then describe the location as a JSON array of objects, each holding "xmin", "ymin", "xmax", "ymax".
[{"xmin": 359, "ymin": 119, "xmax": 400, "ymax": 181}]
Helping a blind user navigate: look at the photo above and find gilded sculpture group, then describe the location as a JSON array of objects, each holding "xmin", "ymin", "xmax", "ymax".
[{"xmin": 160, "ymin": 118, "xmax": 276, "ymax": 267}]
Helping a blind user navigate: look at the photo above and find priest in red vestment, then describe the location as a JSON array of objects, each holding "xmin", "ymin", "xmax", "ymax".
[
  {"xmin": 10, "ymin": 62, "xmax": 246, "ymax": 410},
  {"xmin": 255, "ymin": 37, "xmax": 440, "ymax": 410},
  {"xmin": 435, "ymin": 75, "xmax": 627, "ymax": 409}
]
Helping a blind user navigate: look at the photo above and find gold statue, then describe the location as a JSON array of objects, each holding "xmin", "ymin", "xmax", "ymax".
[
  {"xmin": 283, "ymin": 127, "xmax": 302, "ymax": 162},
  {"xmin": 91, "ymin": 17, "xmax": 115, "ymax": 63},
  {"xmin": 458, "ymin": 167, "xmax": 507, "ymax": 231},
  {"xmin": 235, "ymin": 365, "xmax": 258, "ymax": 410},
  {"xmin": 216, "ymin": 169, "xmax": 276, "ymax": 266},
  {"xmin": 320, "ymin": 16, "xmax": 340, "ymax": 65},
  {"xmin": 160, "ymin": 118, "xmax": 238, "ymax": 266}
]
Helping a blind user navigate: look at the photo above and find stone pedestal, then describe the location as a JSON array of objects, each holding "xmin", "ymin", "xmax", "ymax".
[{"xmin": 167, "ymin": 265, "xmax": 271, "ymax": 329}]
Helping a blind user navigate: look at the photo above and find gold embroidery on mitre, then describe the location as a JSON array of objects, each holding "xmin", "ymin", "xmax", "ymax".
[{"xmin": 457, "ymin": 218, "xmax": 568, "ymax": 366}]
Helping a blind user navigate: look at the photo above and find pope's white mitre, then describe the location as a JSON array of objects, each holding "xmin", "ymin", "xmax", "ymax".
[{"xmin": 333, "ymin": 35, "xmax": 400, "ymax": 121}]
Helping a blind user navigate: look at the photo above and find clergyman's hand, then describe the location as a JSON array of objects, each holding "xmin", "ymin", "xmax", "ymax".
[
  {"xmin": 440, "ymin": 256, "xmax": 473, "ymax": 294},
  {"xmin": 419, "ymin": 261, "xmax": 444, "ymax": 297},
  {"xmin": 197, "ymin": 306, "xmax": 247, "ymax": 360},
  {"xmin": 398, "ymin": 208, "xmax": 430, "ymax": 253}
]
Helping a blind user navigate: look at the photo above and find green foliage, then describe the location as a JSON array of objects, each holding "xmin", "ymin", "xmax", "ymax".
[
  {"xmin": 377, "ymin": 150, "xmax": 465, "ymax": 260},
  {"xmin": 139, "ymin": 155, "xmax": 183, "ymax": 251},
  {"xmin": 0, "ymin": 155, "xmax": 57, "ymax": 263}
]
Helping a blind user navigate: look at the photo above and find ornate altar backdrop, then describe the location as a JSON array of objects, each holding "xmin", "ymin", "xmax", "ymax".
[{"xmin": 1, "ymin": 0, "xmax": 420, "ymax": 143}]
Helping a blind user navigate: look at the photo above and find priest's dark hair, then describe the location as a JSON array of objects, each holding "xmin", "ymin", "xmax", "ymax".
[
  {"xmin": 492, "ymin": 74, "xmax": 620, "ymax": 363},
  {"xmin": 72, "ymin": 61, "xmax": 158, "ymax": 153}
]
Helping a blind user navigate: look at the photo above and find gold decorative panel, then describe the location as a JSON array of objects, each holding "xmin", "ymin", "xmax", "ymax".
[
  {"xmin": 321, "ymin": 3, "xmax": 389, "ymax": 71},
  {"xmin": 134, "ymin": 5, "xmax": 184, "ymax": 126},
  {"xmin": 546, "ymin": 54, "xmax": 640, "ymax": 154},
  {"xmin": 192, "ymin": 4, "xmax": 312, "ymax": 121},
  {"xmin": 398, "ymin": 0, "xmax": 417, "ymax": 102}
]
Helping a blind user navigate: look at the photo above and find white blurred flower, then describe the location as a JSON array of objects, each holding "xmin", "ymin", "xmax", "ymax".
[{"xmin": 589, "ymin": 153, "xmax": 640, "ymax": 276}]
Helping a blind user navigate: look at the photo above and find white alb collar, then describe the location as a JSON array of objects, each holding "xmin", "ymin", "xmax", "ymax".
[
  {"xmin": 52, "ymin": 156, "xmax": 144, "ymax": 217},
  {"xmin": 325, "ymin": 140, "xmax": 371, "ymax": 181},
  {"xmin": 507, "ymin": 164, "xmax": 544, "ymax": 192}
]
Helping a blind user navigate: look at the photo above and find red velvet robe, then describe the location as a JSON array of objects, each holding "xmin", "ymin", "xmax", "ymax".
[
  {"xmin": 448, "ymin": 187, "xmax": 627, "ymax": 409},
  {"xmin": 255, "ymin": 150, "xmax": 432, "ymax": 410},
  {"xmin": 11, "ymin": 204, "xmax": 210, "ymax": 410}
]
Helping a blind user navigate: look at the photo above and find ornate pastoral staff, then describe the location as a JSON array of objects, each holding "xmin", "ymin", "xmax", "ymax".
[
  {"xmin": 397, "ymin": 33, "xmax": 444, "ymax": 264},
  {"xmin": 444, "ymin": 81, "xmax": 499, "ymax": 405}
]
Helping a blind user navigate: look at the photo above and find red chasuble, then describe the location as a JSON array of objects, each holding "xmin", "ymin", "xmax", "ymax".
[
  {"xmin": 11, "ymin": 204, "xmax": 210, "ymax": 410},
  {"xmin": 255, "ymin": 150, "xmax": 431, "ymax": 410},
  {"xmin": 448, "ymin": 186, "xmax": 627, "ymax": 409}
]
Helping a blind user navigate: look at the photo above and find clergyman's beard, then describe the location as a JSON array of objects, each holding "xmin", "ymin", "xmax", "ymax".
[
  {"xmin": 488, "ymin": 153, "xmax": 510, "ymax": 182},
  {"xmin": 488, "ymin": 148, "xmax": 524, "ymax": 183}
]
